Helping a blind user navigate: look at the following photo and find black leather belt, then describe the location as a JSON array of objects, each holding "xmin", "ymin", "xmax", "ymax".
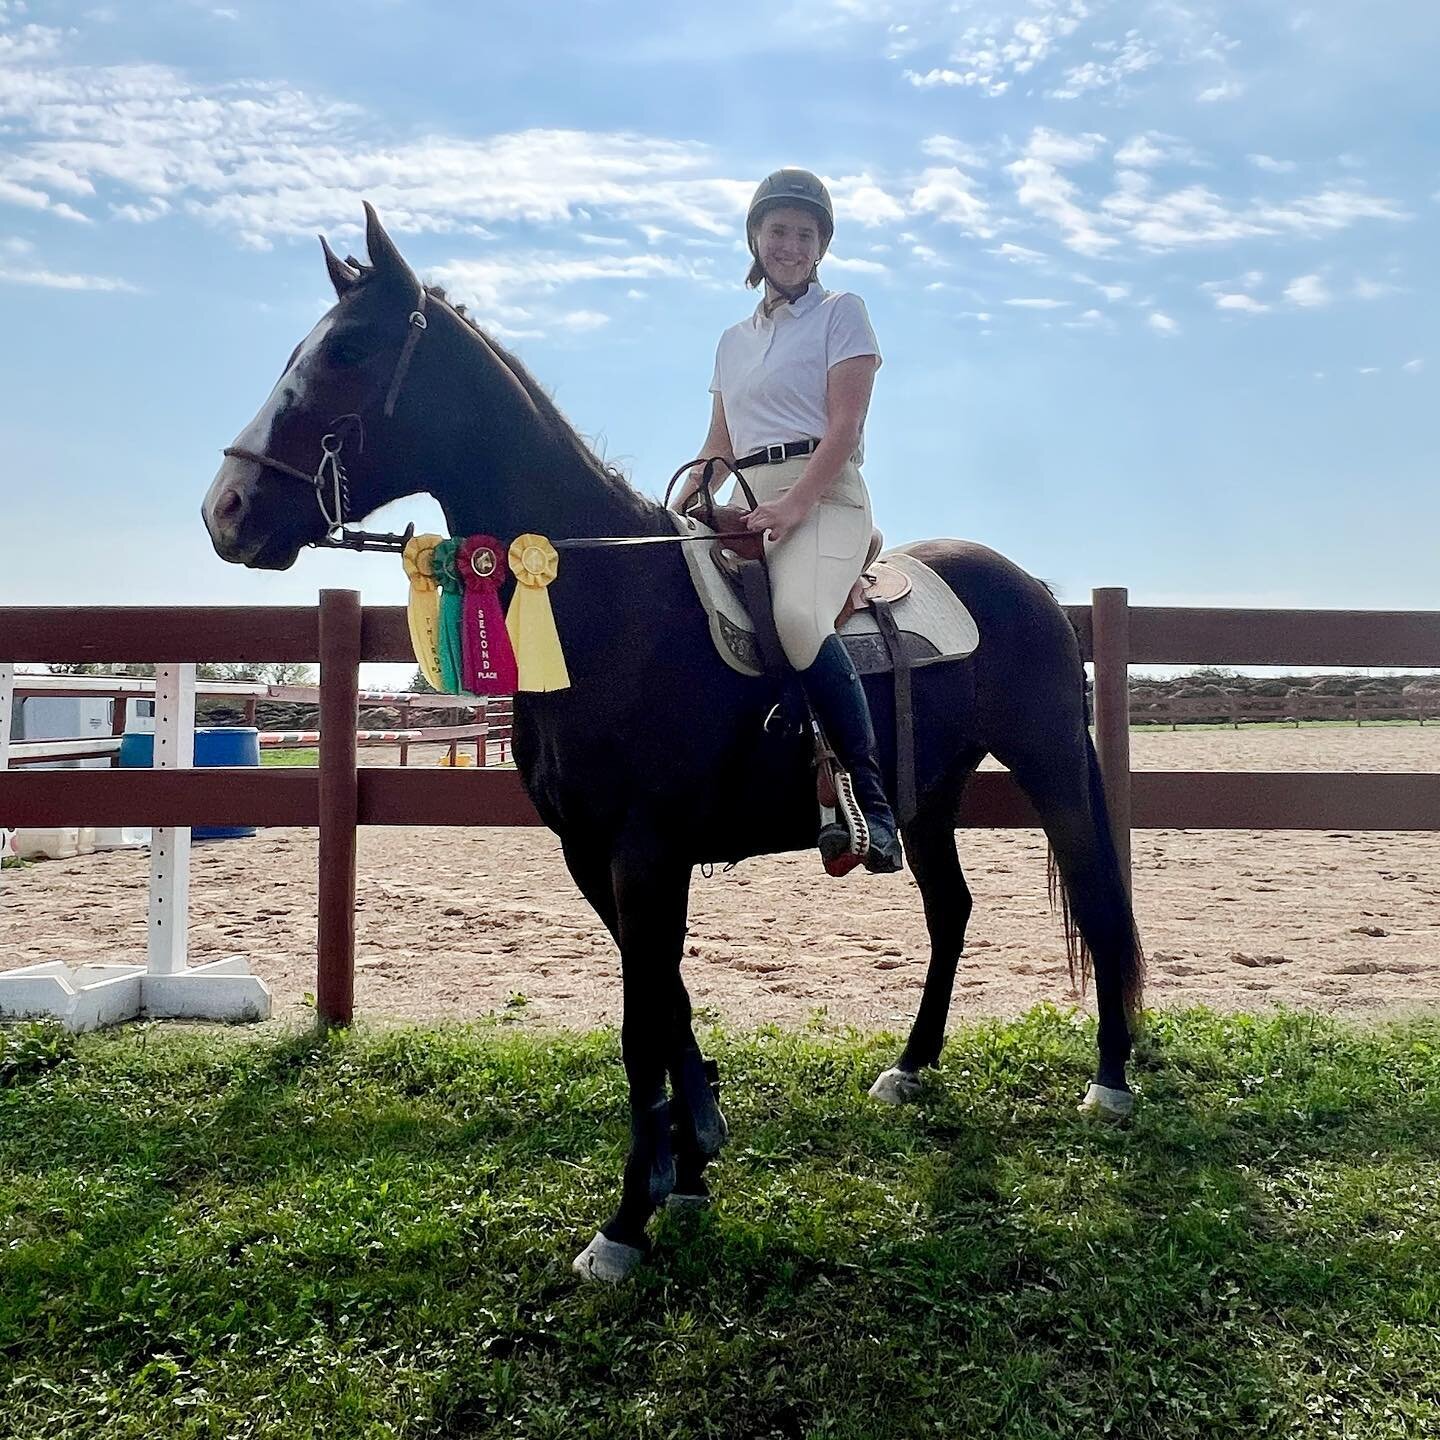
[{"xmin": 735, "ymin": 438, "xmax": 821, "ymax": 470}]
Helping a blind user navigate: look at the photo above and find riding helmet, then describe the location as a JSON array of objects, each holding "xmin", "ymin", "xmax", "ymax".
[{"xmin": 746, "ymin": 168, "xmax": 834, "ymax": 256}]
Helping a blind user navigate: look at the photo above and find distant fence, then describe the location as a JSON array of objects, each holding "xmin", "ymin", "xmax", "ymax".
[
  {"xmin": 3, "ymin": 590, "xmax": 1439, "ymax": 1025},
  {"xmin": 1131, "ymin": 690, "xmax": 1435, "ymax": 729}
]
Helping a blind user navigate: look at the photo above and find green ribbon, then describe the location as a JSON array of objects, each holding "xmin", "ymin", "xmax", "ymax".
[{"xmin": 431, "ymin": 538, "xmax": 472, "ymax": 695}]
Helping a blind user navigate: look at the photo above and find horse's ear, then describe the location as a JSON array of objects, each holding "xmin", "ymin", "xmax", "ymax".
[
  {"xmin": 319, "ymin": 235, "xmax": 359, "ymax": 298},
  {"xmin": 363, "ymin": 202, "xmax": 417, "ymax": 287}
]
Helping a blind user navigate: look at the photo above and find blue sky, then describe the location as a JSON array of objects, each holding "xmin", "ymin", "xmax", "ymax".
[{"xmin": 1, "ymin": 0, "xmax": 1436, "ymax": 651}]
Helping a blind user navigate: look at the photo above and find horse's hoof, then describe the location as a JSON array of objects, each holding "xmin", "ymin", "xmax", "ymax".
[
  {"xmin": 1078, "ymin": 1082, "xmax": 1135, "ymax": 1121},
  {"xmin": 571, "ymin": 1231, "xmax": 647, "ymax": 1284},
  {"xmin": 868, "ymin": 1067, "xmax": 923, "ymax": 1105},
  {"xmin": 665, "ymin": 1191, "xmax": 712, "ymax": 1212}
]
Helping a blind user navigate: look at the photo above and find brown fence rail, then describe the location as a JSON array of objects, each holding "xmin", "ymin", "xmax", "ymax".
[{"xmin": 4, "ymin": 589, "xmax": 1437, "ymax": 1024}]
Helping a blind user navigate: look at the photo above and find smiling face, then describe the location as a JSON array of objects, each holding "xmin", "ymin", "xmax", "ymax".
[{"xmin": 753, "ymin": 204, "xmax": 824, "ymax": 291}]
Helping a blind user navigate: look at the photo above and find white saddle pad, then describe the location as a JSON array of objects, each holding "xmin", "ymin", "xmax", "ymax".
[{"xmin": 668, "ymin": 511, "xmax": 980, "ymax": 678}]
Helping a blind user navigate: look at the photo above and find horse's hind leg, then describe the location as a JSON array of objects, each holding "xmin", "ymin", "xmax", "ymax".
[
  {"xmin": 870, "ymin": 769, "xmax": 979, "ymax": 1106},
  {"xmin": 1004, "ymin": 738, "xmax": 1142, "ymax": 1116}
]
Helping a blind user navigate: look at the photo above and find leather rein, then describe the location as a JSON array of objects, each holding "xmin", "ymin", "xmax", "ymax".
[{"xmin": 221, "ymin": 285, "xmax": 761, "ymax": 557}]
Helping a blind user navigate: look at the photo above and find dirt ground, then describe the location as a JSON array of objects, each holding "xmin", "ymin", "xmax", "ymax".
[{"xmin": 3, "ymin": 725, "xmax": 1438, "ymax": 1031}]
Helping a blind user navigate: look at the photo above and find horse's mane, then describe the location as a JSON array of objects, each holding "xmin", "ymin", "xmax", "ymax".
[{"xmin": 424, "ymin": 284, "xmax": 657, "ymax": 524}]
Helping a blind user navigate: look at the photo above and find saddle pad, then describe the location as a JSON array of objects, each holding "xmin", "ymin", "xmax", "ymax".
[{"xmin": 669, "ymin": 511, "xmax": 980, "ymax": 678}]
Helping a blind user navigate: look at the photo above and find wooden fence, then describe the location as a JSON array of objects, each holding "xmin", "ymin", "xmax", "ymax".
[{"xmin": 3, "ymin": 590, "xmax": 1439, "ymax": 1025}]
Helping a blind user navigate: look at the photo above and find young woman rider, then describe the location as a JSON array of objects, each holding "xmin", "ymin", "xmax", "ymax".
[{"xmin": 671, "ymin": 167, "xmax": 902, "ymax": 874}]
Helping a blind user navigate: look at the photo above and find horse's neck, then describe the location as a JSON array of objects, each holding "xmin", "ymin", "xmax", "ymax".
[
  {"xmin": 420, "ymin": 329, "xmax": 679, "ymax": 677},
  {"xmin": 425, "ymin": 336, "xmax": 661, "ymax": 548}
]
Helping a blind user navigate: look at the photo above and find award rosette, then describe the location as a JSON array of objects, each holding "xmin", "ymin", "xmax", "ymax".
[
  {"xmin": 504, "ymin": 533, "xmax": 571, "ymax": 692},
  {"xmin": 402, "ymin": 532, "xmax": 446, "ymax": 692},
  {"xmin": 458, "ymin": 535, "xmax": 519, "ymax": 695},
  {"xmin": 430, "ymin": 537, "xmax": 470, "ymax": 695}
]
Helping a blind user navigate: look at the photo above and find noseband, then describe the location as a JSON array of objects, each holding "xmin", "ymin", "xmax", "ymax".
[{"xmin": 221, "ymin": 286, "xmax": 430, "ymax": 554}]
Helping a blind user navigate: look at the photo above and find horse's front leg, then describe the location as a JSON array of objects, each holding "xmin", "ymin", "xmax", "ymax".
[
  {"xmin": 572, "ymin": 848, "xmax": 692, "ymax": 1283},
  {"xmin": 666, "ymin": 974, "xmax": 727, "ymax": 1208}
]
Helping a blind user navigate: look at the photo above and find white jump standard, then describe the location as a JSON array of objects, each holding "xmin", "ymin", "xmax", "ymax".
[{"xmin": 0, "ymin": 664, "xmax": 273, "ymax": 1032}]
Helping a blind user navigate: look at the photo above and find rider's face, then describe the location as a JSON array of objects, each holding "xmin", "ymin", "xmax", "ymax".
[{"xmin": 756, "ymin": 206, "xmax": 822, "ymax": 288}]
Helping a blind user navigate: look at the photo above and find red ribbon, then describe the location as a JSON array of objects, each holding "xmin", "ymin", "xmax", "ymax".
[{"xmin": 458, "ymin": 535, "xmax": 519, "ymax": 695}]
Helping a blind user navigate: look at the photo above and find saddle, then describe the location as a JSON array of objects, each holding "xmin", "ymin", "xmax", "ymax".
[{"xmin": 666, "ymin": 458, "xmax": 980, "ymax": 845}]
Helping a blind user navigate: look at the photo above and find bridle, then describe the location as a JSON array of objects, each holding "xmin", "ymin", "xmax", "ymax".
[
  {"xmin": 221, "ymin": 282, "xmax": 765, "ymax": 557},
  {"xmin": 221, "ymin": 284, "xmax": 431, "ymax": 554}
]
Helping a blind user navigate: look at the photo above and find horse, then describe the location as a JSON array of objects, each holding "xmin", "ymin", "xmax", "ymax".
[{"xmin": 202, "ymin": 205, "xmax": 1143, "ymax": 1283}]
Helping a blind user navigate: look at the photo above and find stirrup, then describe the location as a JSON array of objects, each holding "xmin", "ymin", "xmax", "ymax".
[{"xmin": 819, "ymin": 770, "xmax": 868, "ymax": 877}]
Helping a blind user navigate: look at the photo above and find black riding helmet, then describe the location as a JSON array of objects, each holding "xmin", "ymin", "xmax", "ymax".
[{"xmin": 745, "ymin": 167, "xmax": 834, "ymax": 258}]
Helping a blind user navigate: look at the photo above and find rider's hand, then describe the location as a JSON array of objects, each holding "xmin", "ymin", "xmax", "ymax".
[{"xmin": 744, "ymin": 493, "xmax": 808, "ymax": 545}]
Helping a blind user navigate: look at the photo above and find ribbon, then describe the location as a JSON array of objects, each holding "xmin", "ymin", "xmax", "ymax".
[
  {"xmin": 505, "ymin": 533, "xmax": 571, "ymax": 692},
  {"xmin": 458, "ymin": 535, "xmax": 519, "ymax": 695},
  {"xmin": 402, "ymin": 533, "xmax": 445, "ymax": 691},
  {"xmin": 431, "ymin": 538, "xmax": 471, "ymax": 695}
]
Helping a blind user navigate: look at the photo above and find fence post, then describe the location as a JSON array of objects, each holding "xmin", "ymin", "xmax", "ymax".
[
  {"xmin": 1091, "ymin": 587, "xmax": 1132, "ymax": 897},
  {"xmin": 317, "ymin": 589, "xmax": 362, "ymax": 1026}
]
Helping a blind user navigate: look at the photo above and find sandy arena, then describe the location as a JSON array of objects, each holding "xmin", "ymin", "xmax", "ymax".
[{"xmin": 3, "ymin": 725, "xmax": 1438, "ymax": 1031}]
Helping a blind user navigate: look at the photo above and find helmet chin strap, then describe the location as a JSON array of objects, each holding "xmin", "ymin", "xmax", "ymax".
[{"xmin": 761, "ymin": 262, "xmax": 818, "ymax": 306}]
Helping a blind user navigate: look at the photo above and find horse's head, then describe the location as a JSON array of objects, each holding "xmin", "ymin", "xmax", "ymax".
[{"xmin": 204, "ymin": 204, "xmax": 433, "ymax": 569}]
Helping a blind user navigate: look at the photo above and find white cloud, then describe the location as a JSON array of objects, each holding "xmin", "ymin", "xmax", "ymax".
[
  {"xmin": 1005, "ymin": 296, "xmax": 1069, "ymax": 309},
  {"xmin": 1248, "ymin": 154, "xmax": 1296, "ymax": 174},
  {"xmin": 919, "ymin": 134, "xmax": 986, "ymax": 168},
  {"xmin": 1353, "ymin": 276, "xmax": 1399, "ymax": 299},
  {"xmin": 1402, "ymin": 358, "xmax": 1424, "ymax": 373},
  {"xmin": 1212, "ymin": 291, "xmax": 1268, "ymax": 313},
  {"xmin": 827, "ymin": 254, "xmax": 888, "ymax": 273},
  {"xmin": 902, "ymin": 0, "xmax": 1090, "ymax": 98},
  {"xmin": 557, "ymin": 309, "xmax": 609, "ymax": 332},
  {"xmin": 990, "ymin": 242, "xmax": 1048, "ymax": 263},
  {"xmin": 1148, "ymin": 311, "xmax": 1178, "ymax": 334},
  {"xmin": 830, "ymin": 174, "xmax": 906, "ymax": 226},
  {"xmin": 0, "ymin": 262, "xmax": 138, "ymax": 291},
  {"xmin": 1283, "ymin": 273, "xmax": 1331, "ymax": 308},
  {"xmin": 1357, "ymin": 366, "xmax": 1379, "ymax": 375},
  {"xmin": 909, "ymin": 166, "xmax": 993, "ymax": 236},
  {"xmin": 1048, "ymin": 31, "xmax": 1157, "ymax": 99},
  {"xmin": 1197, "ymin": 78, "xmax": 1243, "ymax": 103},
  {"xmin": 1007, "ymin": 128, "xmax": 1115, "ymax": 256}
]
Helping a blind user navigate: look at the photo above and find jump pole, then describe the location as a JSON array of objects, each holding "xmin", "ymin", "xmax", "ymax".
[
  {"xmin": 0, "ymin": 663, "xmax": 13, "ymax": 862},
  {"xmin": 1090, "ymin": 587, "xmax": 1133, "ymax": 897}
]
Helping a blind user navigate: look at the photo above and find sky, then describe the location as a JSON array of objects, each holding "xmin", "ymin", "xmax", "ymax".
[{"xmin": 0, "ymin": 0, "xmax": 1437, "ymax": 675}]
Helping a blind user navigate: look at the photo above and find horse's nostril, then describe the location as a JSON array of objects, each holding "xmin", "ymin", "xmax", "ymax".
[{"xmin": 214, "ymin": 487, "xmax": 245, "ymax": 523}]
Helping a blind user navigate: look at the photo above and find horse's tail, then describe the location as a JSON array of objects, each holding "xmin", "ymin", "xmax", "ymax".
[{"xmin": 1046, "ymin": 728, "xmax": 1146, "ymax": 1019}]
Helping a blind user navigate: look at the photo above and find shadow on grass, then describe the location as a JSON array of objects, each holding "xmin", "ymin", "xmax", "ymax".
[{"xmin": 0, "ymin": 1007, "xmax": 1437, "ymax": 1438}]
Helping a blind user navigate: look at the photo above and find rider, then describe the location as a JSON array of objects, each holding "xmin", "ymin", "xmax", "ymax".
[{"xmin": 672, "ymin": 167, "xmax": 903, "ymax": 874}]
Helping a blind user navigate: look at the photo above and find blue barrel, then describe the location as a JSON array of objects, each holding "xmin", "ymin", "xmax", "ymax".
[{"xmin": 118, "ymin": 727, "xmax": 260, "ymax": 840}]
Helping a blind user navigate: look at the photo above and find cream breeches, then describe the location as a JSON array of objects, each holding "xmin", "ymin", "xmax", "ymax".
[{"xmin": 737, "ymin": 455, "xmax": 873, "ymax": 670}]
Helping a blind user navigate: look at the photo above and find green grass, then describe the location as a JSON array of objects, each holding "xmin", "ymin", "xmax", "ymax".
[
  {"xmin": 2, "ymin": 1007, "xmax": 1439, "ymax": 1439},
  {"xmin": 260, "ymin": 748, "xmax": 318, "ymax": 766}
]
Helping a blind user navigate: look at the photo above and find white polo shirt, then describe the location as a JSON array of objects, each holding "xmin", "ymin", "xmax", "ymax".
[{"xmin": 709, "ymin": 284, "xmax": 882, "ymax": 463}]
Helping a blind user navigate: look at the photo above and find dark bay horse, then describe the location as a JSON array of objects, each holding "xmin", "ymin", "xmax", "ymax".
[{"xmin": 203, "ymin": 206, "xmax": 1143, "ymax": 1282}]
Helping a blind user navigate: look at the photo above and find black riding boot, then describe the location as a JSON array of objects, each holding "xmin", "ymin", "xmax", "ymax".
[{"xmin": 800, "ymin": 635, "xmax": 903, "ymax": 874}]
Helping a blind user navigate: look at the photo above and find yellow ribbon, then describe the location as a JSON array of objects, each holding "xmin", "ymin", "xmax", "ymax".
[
  {"xmin": 402, "ymin": 533, "xmax": 446, "ymax": 691},
  {"xmin": 504, "ymin": 533, "xmax": 571, "ymax": 692}
]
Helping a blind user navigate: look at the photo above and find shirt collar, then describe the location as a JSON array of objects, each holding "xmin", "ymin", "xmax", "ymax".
[{"xmin": 752, "ymin": 282, "xmax": 825, "ymax": 327}]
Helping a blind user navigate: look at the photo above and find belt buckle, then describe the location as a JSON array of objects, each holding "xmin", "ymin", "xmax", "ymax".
[{"xmin": 766, "ymin": 443, "xmax": 786, "ymax": 464}]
